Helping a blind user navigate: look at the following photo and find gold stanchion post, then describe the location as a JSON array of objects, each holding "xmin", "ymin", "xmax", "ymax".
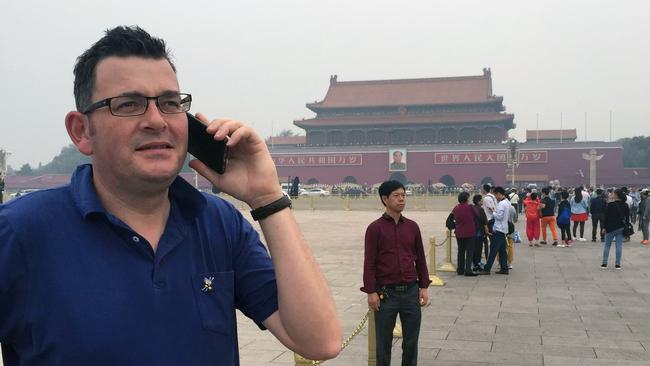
[
  {"xmin": 393, "ymin": 322, "xmax": 402, "ymax": 338},
  {"xmin": 344, "ymin": 194, "xmax": 351, "ymax": 211},
  {"xmin": 309, "ymin": 195, "xmax": 315, "ymax": 211},
  {"xmin": 428, "ymin": 237, "xmax": 445, "ymax": 286},
  {"xmin": 437, "ymin": 230, "xmax": 457, "ymax": 272}
]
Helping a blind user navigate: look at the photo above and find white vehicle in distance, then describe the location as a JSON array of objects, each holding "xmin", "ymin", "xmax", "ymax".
[
  {"xmin": 10, "ymin": 189, "xmax": 40, "ymax": 198},
  {"xmin": 300, "ymin": 188, "xmax": 331, "ymax": 197}
]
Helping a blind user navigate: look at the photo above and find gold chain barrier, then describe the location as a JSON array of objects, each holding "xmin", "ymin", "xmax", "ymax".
[
  {"xmin": 294, "ymin": 309, "xmax": 371, "ymax": 365},
  {"xmin": 437, "ymin": 230, "xmax": 456, "ymax": 272}
]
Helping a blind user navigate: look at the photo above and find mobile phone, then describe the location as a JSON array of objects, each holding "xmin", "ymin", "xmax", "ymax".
[{"xmin": 187, "ymin": 112, "xmax": 228, "ymax": 174}]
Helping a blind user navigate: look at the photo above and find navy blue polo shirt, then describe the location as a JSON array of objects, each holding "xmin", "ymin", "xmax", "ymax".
[{"xmin": 0, "ymin": 164, "xmax": 278, "ymax": 365}]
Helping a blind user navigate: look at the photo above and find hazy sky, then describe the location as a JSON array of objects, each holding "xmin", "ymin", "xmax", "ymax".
[{"xmin": 1, "ymin": 0, "xmax": 649, "ymax": 169}]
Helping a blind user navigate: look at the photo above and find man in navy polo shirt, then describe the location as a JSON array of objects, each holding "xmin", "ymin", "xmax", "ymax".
[{"xmin": 0, "ymin": 26, "xmax": 341, "ymax": 365}]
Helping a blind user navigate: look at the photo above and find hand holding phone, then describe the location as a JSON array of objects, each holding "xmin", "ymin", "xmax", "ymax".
[{"xmin": 186, "ymin": 113, "xmax": 228, "ymax": 174}]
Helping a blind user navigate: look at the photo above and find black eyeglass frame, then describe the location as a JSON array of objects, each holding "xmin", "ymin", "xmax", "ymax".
[{"xmin": 82, "ymin": 93, "xmax": 192, "ymax": 116}]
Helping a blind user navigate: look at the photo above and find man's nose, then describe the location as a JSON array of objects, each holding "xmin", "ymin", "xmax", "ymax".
[{"xmin": 141, "ymin": 99, "xmax": 167, "ymax": 130}]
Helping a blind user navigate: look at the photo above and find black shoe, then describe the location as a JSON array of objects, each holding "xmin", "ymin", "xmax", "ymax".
[
  {"xmin": 600, "ymin": 263, "xmax": 607, "ymax": 269},
  {"xmin": 540, "ymin": 240, "xmax": 547, "ymax": 244},
  {"xmin": 591, "ymin": 238, "xmax": 596, "ymax": 242},
  {"xmin": 465, "ymin": 272, "xmax": 479, "ymax": 277},
  {"xmin": 552, "ymin": 241, "xmax": 558, "ymax": 246},
  {"xmin": 615, "ymin": 264, "xmax": 621, "ymax": 270},
  {"xmin": 495, "ymin": 270, "xmax": 509, "ymax": 275},
  {"xmin": 478, "ymin": 270, "xmax": 491, "ymax": 275}
]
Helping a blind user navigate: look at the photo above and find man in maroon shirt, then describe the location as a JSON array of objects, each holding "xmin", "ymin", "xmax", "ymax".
[{"xmin": 361, "ymin": 180, "xmax": 430, "ymax": 366}]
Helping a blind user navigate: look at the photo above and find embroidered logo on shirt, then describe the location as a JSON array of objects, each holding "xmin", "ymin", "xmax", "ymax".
[{"xmin": 201, "ymin": 276, "xmax": 214, "ymax": 293}]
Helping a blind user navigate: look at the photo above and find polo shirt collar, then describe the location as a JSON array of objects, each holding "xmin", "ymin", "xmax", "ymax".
[
  {"xmin": 381, "ymin": 212, "xmax": 405, "ymax": 223},
  {"xmin": 71, "ymin": 164, "xmax": 207, "ymax": 219}
]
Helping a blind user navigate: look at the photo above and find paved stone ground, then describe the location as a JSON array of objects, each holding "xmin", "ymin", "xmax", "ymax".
[
  {"xmin": 236, "ymin": 202, "xmax": 650, "ymax": 366},
  {"xmin": 3, "ymin": 197, "xmax": 650, "ymax": 366}
]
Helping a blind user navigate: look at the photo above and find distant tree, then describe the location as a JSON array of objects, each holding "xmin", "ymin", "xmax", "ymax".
[
  {"xmin": 38, "ymin": 144, "xmax": 91, "ymax": 174},
  {"xmin": 619, "ymin": 136, "xmax": 650, "ymax": 168},
  {"xmin": 17, "ymin": 163, "xmax": 33, "ymax": 176},
  {"xmin": 278, "ymin": 129, "xmax": 296, "ymax": 137}
]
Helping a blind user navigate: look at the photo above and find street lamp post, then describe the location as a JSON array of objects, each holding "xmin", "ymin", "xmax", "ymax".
[{"xmin": 504, "ymin": 138, "xmax": 519, "ymax": 188}]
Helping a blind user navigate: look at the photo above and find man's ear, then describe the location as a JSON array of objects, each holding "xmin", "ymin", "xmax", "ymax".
[{"xmin": 65, "ymin": 111, "xmax": 93, "ymax": 156}]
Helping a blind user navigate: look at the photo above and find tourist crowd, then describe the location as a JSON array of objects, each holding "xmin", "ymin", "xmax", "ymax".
[{"xmin": 450, "ymin": 184, "xmax": 650, "ymax": 274}]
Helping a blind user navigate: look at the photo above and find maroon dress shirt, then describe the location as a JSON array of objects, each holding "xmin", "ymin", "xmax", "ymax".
[
  {"xmin": 452, "ymin": 203, "xmax": 477, "ymax": 238},
  {"xmin": 361, "ymin": 213, "xmax": 430, "ymax": 293}
]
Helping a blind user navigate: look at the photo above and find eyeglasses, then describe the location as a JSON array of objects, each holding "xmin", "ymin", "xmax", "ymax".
[{"xmin": 82, "ymin": 93, "xmax": 192, "ymax": 116}]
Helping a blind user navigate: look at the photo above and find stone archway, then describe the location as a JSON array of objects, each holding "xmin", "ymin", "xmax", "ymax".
[
  {"xmin": 439, "ymin": 175, "xmax": 456, "ymax": 187},
  {"xmin": 480, "ymin": 176, "xmax": 495, "ymax": 187},
  {"xmin": 389, "ymin": 172, "xmax": 408, "ymax": 185}
]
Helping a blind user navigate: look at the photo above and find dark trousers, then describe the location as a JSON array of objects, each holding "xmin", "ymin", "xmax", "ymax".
[
  {"xmin": 559, "ymin": 222, "xmax": 572, "ymax": 241},
  {"xmin": 630, "ymin": 208, "xmax": 637, "ymax": 224},
  {"xmin": 473, "ymin": 234, "xmax": 484, "ymax": 267},
  {"xmin": 375, "ymin": 284, "xmax": 421, "ymax": 366},
  {"xmin": 456, "ymin": 237, "xmax": 475, "ymax": 275},
  {"xmin": 482, "ymin": 234, "xmax": 490, "ymax": 262},
  {"xmin": 572, "ymin": 221, "xmax": 585, "ymax": 238},
  {"xmin": 592, "ymin": 214, "xmax": 604, "ymax": 240},
  {"xmin": 484, "ymin": 231, "xmax": 508, "ymax": 272}
]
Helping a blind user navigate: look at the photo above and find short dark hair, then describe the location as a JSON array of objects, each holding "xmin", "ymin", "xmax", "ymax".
[
  {"xmin": 561, "ymin": 190, "xmax": 570, "ymax": 200},
  {"xmin": 472, "ymin": 194, "xmax": 482, "ymax": 205},
  {"xmin": 458, "ymin": 191, "xmax": 470, "ymax": 204},
  {"xmin": 493, "ymin": 186, "xmax": 506, "ymax": 195},
  {"xmin": 73, "ymin": 25, "xmax": 176, "ymax": 112},
  {"xmin": 378, "ymin": 180, "xmax": 405, "ymax": 206},
  {"xmin": 614, "ymin": 188, "xmax": 626, "ymax": 201},
  {"xmin": 531, "ymin": 192, "xmax": 538, "ymax": 200},
  {"xmin": 541, "ymin": 187, "xmax": 549, "ymax": 195},
  {"xmin": 596, "ymin": 188, "xmax": 603, "ymax": 195},
  {"xmin": 482, "ymin": 184, "xmax": 491, "ymax": 192}
]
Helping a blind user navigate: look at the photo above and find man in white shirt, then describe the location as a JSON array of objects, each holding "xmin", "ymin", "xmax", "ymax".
[
  {"xmin": 482, "ymin": 184, "xmax": 496, "ymax": 221},
  {"xmin": 479, "ymin": 184, "xmax": 497, "ymax": 265},
  {"xmin": 509, "ymin": 188, "xmax": 519, "ymax": 222},
  {"xmin": 479, "ymin": 186, "xmax": 510, "ymax": 275}
]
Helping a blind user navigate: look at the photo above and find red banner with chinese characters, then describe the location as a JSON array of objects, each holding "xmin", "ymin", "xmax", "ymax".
[
  {"xmin": 434, "ymin": 151, "xmax": 548, "ymax": 164},
  {"xmin": 272, "ymin": 154, "xmax": 363, "ymax": 167}
]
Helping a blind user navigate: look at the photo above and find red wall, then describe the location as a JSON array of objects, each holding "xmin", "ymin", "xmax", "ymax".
[{"xmin": 273, "ymin": 145, "xmax": 650, "ymax": 187}]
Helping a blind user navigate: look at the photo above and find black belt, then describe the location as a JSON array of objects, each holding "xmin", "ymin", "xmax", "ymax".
[{"xmin": 381, "ymin": 282, "xmax": 417, "ymax": 292}]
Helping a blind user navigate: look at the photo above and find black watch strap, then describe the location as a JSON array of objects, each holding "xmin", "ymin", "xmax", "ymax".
[{"xmin": 250, "ymin": 195, "xmax": 292, "ymax": 221}]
